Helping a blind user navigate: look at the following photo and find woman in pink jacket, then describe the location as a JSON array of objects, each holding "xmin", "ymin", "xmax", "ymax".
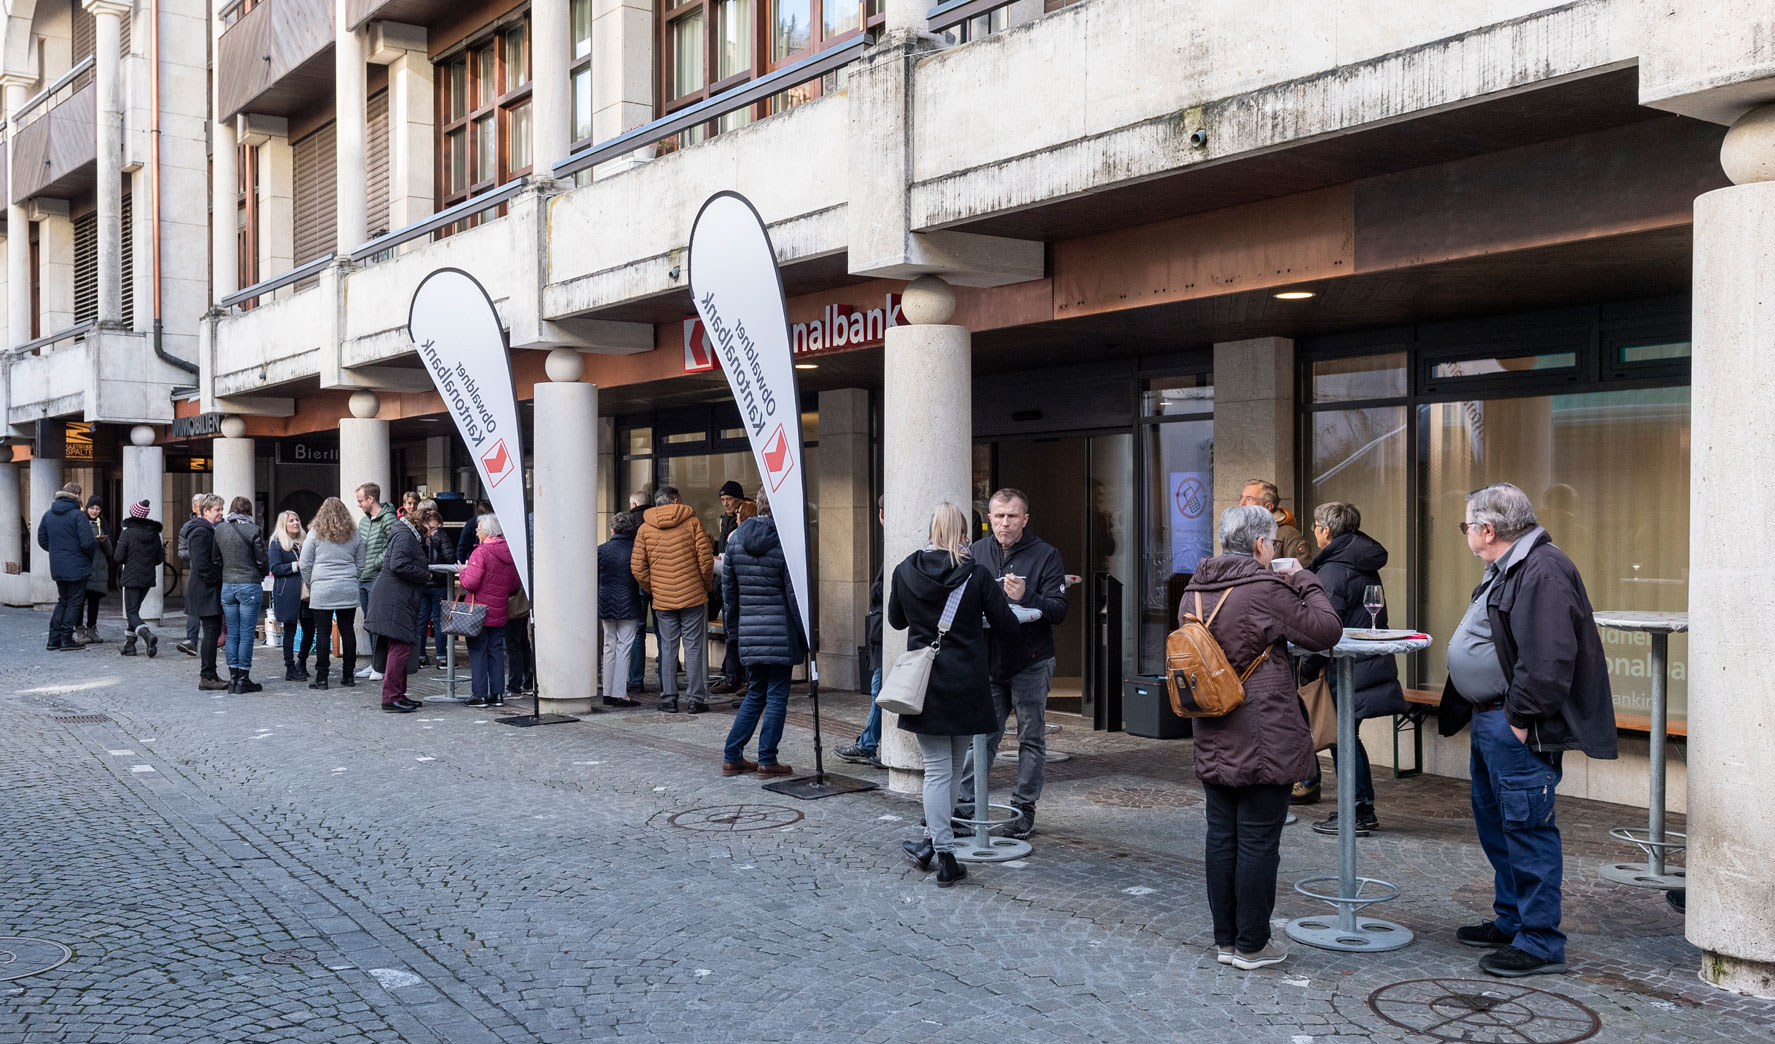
[{"xmin": 458, "ymin": 514, "xmax": 522, "ymax": 708}]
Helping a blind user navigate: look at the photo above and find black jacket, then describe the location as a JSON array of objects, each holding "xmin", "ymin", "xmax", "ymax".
[
  {"xmin": 721, "ymin": 517, "xmax": 806, "ymax": 666},
  {"xmin": 421, "ymin": 527, "xmax": 453, "ymax": 588},
  {"xmin": 1438, "ymin": 529, "xmax": 1618, "ymax": 759},
  {"xmin": 1303, "ymin": 531, "xmax": 1407, "ymax": 720},
  {"xmin": 113, "ymin": 517, "xmax": 165, "ymax": 590},
  {"xmin": 269, "ymin": 539, "xmax": 304, "ymax": 622},
  {"xmin": 37, "ymin": 493, "xmax": 96, "ymax": 582},
  {"xmin": 597, "ymin": 532, "xmax": 644, "ymax": 620},
  {"xmin": 970, "ymin": 531, "xmax": 1068, "ymax": 677},
  {"xmin": 184, "ymin": 518, "xmax": 224, "ymax": 618},
  {"xmin": 889, "ymin": 550, "xmax": 1024, "ymax": 737},
  {"xmin": 866, "ymin": 566, "xmax": 884, "ymax": 660},
  {"xmin": 455, "ymin": 521, "xmax": 480, "ymax": 564},
  {"xmin": 366, "ymin": 519, "xmax": 431, "ymax": 645}
]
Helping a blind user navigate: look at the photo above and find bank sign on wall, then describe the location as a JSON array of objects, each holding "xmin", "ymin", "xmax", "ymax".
[{"xmin": 683, "ymin": 295, "xmax": 904, "ymax": 373}]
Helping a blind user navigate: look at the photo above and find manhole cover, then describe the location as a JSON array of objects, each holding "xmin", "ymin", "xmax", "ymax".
[
  {"xmin": 1087, "ymin": 783, "xmax": 1198, "ymax": 808},
  {"xmin": 51, "ymin": 715, "xmax": 112, "ymax": 724},
  {"xmin": 0, "ymin": 938, "xmax": 73, "ymax": 981},
  {"xmin": 261, "ymin": 949, "xmax": 317, "ymax": 965},
  {"xmin": 664, "ymin": 804, "xmax": 804, "ymax": 832},
  {"xmin": 1367, "ymin": 978, "xmax": 1601, "ymax": 1043}
]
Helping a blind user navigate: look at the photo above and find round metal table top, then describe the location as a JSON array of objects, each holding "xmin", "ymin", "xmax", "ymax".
[
  {"xmin": 1330, "ymin": 631, "xmax": 1432, "ymax": 657},
  {"xmin": 1593, "ymin": 610, "xmax": 1688, "ymax": 634},
  {"xmin": 428, "ymin": 564, "xmax": 461, "ymax": 574}
]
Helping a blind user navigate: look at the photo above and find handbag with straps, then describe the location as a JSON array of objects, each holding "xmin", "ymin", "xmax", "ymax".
[
  {"xmin": 1298, "ymin": 670, "xmax": 1337, "ymax": 751},
  {"xmin": 1163, "ymin": 590, "xmax": 1273, "ymax": 718},
  {"xmin": 441, "ymin": 592, "xmax": 488, "ymax": 637},
  {"xmin": 874, "ymin": 578, "xmax": 969, "ymax": 717}
]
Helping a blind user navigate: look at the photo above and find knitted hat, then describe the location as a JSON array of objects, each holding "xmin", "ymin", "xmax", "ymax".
[
  {"xmin": 129, "ymin": 500, "xmax": 150, "ymax": 519},
  {"xmin": 718, "ymin": 480, "xmax": 745, "ymax": 499}
]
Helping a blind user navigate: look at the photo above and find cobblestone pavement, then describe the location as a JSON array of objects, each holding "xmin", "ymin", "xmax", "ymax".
[{"xmin": 2, "ymin": 605, "xmax": 1772, "ymax": 1043}]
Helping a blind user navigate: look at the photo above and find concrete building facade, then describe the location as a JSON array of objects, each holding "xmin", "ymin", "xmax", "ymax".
[{"xmin": 1, "ymin": 0, "xmax": 1772, "ymax": 995}]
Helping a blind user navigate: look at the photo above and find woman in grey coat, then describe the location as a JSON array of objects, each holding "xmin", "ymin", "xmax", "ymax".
[{"xmin": 299, "ymin": 497, "xmax": 366, "ymax": 689}]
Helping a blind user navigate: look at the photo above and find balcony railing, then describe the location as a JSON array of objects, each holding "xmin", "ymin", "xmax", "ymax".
[
  {"xmin": 218, "ymin": 254, "xmax": 334, "ymax": 311},
  {"xmin": 348, "ymin": 177, "xmax": 528, "ymax": 264},
  {"xmin": 9, "ymin": 56, "xmax": 95, "ymax": 129},
  {"xmin": 8, "ymin": 321, "xmax": 96, "ymax": 357},
  {"xmin": 552, "ymin": 37, "xmax": 869, "ymax": 181}
]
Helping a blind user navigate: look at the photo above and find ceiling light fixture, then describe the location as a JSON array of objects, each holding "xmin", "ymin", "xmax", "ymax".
[
  {"xmin": 1273, "ymin": 290, "xmax": 1316, "ymax": 300},
  {"xmin": 794, "ymin": 363, "xmax": 818, "ymax": 370}
]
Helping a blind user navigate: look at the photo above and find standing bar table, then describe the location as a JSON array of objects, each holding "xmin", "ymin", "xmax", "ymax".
[
  {"xmin": 1593, "ymin": 610, "xmax": 1688, "ymax": 890},
  {"xmin": 429, "ymin": 564, "xmax": 462, "ymax": 701},
  {"xmin": 1287, "ymin": 629, "xmax": 1431, "ymax": 953}
]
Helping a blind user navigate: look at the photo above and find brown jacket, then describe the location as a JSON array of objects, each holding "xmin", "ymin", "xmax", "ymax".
[
  {"xmin": 1273, "ymin": 506, "xmax": 1314, "ymax": 563},
  {"xmin": 1181, "ymin": 555, "xmax": 1342, "ymax": 788},
  {"xmin": 631, "ymin": 503, "xmax": 715, "ymax": 610}
]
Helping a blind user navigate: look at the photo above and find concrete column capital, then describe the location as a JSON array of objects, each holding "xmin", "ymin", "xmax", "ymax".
[
  {"xmin": 1722, "ymin": 105, "xmax": 1775, "ymax": 186},
  {"xmin": 901, "ymin": 275, "xmax": 956, "ymax": 325},
  {"xmin": 0, "ymin": 74, "xmax": 36, "ymax": 93},
  {"xmin": 544, "ymin": 348, "xmax": 586, "ymax": 382},
  {"xmin": 81, "ymin": 0, "xmax": 133, "ymax": 19},
  {"xmin": 348, "ymin": 391, "xmax": 382, "ymax": 419},
  {"xmin": 128, "ymin": 424, "xmax": 157, "ymax": 447},
  {"xmin": 218, "ymin": 415, "xmax": 247, "ymax": 439}
]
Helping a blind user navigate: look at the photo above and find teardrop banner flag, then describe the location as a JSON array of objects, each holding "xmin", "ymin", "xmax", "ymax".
[
  {"xmin": 687, "ymin": 193, "xmax": 811, "ymax": 647},
  {"xmin": 408, "ymin": 268, "xmax": 531, "ymax": 597}
]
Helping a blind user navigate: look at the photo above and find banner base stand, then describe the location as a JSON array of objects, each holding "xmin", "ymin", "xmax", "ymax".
[
  {"xmin": 496, "ymin": 713, "xmax": 580, "ymax": 728},
  {"xmin": 762, "ymin": 773, "xmax": 877, "ymax": 800}
]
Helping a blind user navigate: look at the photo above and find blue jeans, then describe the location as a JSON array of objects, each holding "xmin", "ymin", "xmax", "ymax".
[
  {"xmin": 220, "ymin": 583, "xmax": 263, "ymax": 671},
  {"xmin": 467, "ymin": 627, "xmax": 507, "ymax": 700},
  {"xmin": 723, "ymin": 664, "xmax": 791, "ymax": 766},
  {"xmin": 960, "ymin": 657, "xmax": 1056, "ymax": 808},
  {"xmin": 1470, "ymin": 707, "xmax": 1566, "ymax": 963},
  {"xmin": 417, "ymin": 586, "xmax": 445, "ymax": 658},
  {"xmin": 1328, "ymin": 737, "xmax": 1376, "ymax": 808},
  {"xmin": 856, "ymin": 665, "xmax": 883, "ymax": 752}
]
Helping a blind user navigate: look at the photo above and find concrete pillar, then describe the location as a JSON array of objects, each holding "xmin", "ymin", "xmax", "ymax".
[
  {"xmin": 423, "ymin": 436, "xmax": 451, "ymax": 496},
  {"xmin": 589, "ymin": 0, "xmax": 651, "ymax": 150},
  {"xmin": 3, "ymin": 75, "xmax": 30, "ymax": 346},
  {"xmin": 0, "ymin": 461, "xmax": 24, "ymax": 606},
  {"xmin": 123, "ymin": 425, "xmax": 165, "ymax": 621},
  {"xmin": 817, "ymin": 388, "xmax": 871, "ymax": 693},
  {"xmin": 1210, "ymin": 336, "xmax": 1297, "ymax": 544},
  {"xmin": 880, "ymin": 276, "xmax": 970, "ymax": 793},
  {"xmin": 339, "ymin": 391, "xmax": 390, "ymax": 522},
  {"xmin": 210, "ymin": 10, "xmax": 237, "ymax": 303},
  {"xmin": 1687, "ymin": 103, "xmax": 1775, "ymax": 999},
  {"xmin": 335, "ymin": 15, "xmax": 368, "ymax": 253},
  {"xmin": 531, "ymin": 0, "xmax": 569, "ymax": 176},
  {"xmin": 211, "ymin": 415, "xmax": 255, "ymax": 513},
  {"xmin": 33, "ymin": 201, "xmax": 75, "ymax": 334},
  {"xmin": 87, "ymin": 0, "xmax": 131, "ymax": 325},
  {"xmin": 883, "ymin": 0, "xmax": 928, "ymax": 33},
  {"xmin": 383, "ymin": 30, "xmax": 434, "ymax": 230},
  {"xmin": 531, "ymin": 349, "xmax": 597, "ymax": 714},
  {"xmin": 28, "ymin": 457, "xmax": 64, "ymax": 607},
  {"xmin": 240, "ymin": 116, "xmax": 294, "ymax": 281}
]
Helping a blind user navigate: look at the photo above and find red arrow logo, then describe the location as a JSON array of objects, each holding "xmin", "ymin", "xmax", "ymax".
[
  {"xmin": 482, "ymin": 439, "xmax": 512, "ymax": 487},
  {"xmin": 762, "ymin": 425, "xmax": 795, "ymax": 492}
]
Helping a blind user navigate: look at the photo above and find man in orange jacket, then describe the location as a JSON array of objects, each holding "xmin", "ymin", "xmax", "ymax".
[{"xmin": 631, "ymin": 485, "xmax": 716, "ymax": 713}]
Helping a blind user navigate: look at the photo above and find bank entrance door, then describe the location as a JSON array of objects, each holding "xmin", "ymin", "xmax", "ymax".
[{"xmin": 976, "ymin": 433, "xmax": 1135, "ymax": 714}]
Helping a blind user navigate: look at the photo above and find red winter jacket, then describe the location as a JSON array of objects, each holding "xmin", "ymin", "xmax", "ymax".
[{"xmin": 459, "ymin": 537, "xmax": 521, "ymax": 627}]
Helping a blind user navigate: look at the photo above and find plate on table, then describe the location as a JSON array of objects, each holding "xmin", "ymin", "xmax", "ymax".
[{"xmin": 1345, "ymin": 629, "xmax": 1422, "ymax": 641}]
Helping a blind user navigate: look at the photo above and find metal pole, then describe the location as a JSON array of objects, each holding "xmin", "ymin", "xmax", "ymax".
[
  {"xmin": 1647, "ymin": 631, "xmax": 1668, "ymax": 876},
  {"xmin": 973, "ymin": 733, "xmax": 991, "ymax": 851},
  {"xmin": 807, "ymin": 655, "xmax": 826, "ymax": 784},
  {"xmin": 1336, "ymin": 652, "xmax": 1359, "ymax": 933},
  {"xmin": 446, "ymin": 572, "xmax": 458, "ymax": 700}
]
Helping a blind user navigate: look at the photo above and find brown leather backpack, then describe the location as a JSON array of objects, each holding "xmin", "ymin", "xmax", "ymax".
[{"xmin": 1164, "ymin": 591, "xmax": 1272, "ymax": 718}]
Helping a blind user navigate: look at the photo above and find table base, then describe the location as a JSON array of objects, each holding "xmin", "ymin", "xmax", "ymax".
[
  {"xmin": 954, "ymin": 836, "xmax": 1032, "ymax": 862},
  {"xmin": 1285, "ymin": 915, "xmax": 1413, "ymax": 952},
  {"xmin": 1599, "ymin": 861, "xmax": 1686, "ymax": 890}
]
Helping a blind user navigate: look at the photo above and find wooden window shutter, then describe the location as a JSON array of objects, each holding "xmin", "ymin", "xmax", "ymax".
[
  {"xmin": 292, "ymin": 121, "xmax": 338, "ymax": 268},
  {"xmin": 366, "ymin": 89, "xmax": 391, "ymax": 237},
  {"xmin": 74, "ymin": 211, "xmax": 97, "ymax": 325},
  {"xmin": 120, "ymin": 189, "xmax": 134, "ymax": 326},
  {"xmin": 72, "ymin": 1, "xmax": 95, "ymax": 64}
]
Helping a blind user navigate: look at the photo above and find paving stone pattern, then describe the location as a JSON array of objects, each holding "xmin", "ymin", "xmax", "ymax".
[{"xmin": 1, "ymin": 607, "xmax": 1771, "ymax": 1042}]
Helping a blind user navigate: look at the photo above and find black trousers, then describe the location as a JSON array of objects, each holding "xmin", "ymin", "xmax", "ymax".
[
  {"xmin": 281, "ymin": 608, "xmax": 317, "ymax": 668},
  {"xmin": 1202, "ymin": 781, "xmax": 1292, "ymax": 953},
  {"xmin": 199, "ymin": 615, "xmax": 223, "ymax": 678},
  {"xmin": 505, "ymin": 615, "xmax": 532, "ymax": 687},
  {"xmin": 49, "ymin": 580, "xmax": 86, "ymax": 645},
  {"xmin": 123, "ymin": 587, "xmax": 150, "ymax": 630},
  {"xmin": 310, "ymin": 607, "xmax": 358, "ymax": 680},
  {"xmin": 83, "ymin": 590, "xmax": 105, "ymax": 628}
]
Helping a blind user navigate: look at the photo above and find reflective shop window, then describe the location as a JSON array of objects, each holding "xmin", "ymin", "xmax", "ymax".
[
  {"xmin": 1141, "ymin": 375, "xmax": 1213, "ymax": 417},
  {"xmin": 1617, "ymin": 340, "xmax": 1691, "ymax": 366},
  {"xmin": 1138, "ymin": 417, "xmax": 1213, "ymax": 673},
  {"xmin": 1428, "ymin": 351, "xmax": 1577, "ymax": 380},
  {"xmin": 1311, "ymin": 352, "xmax": 1407, "ymax": 402}
]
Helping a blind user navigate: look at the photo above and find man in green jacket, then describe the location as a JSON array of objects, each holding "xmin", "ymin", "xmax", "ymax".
[{"xmin": 354, "ymin": 482, "xmax": 395, "ymax": 680}]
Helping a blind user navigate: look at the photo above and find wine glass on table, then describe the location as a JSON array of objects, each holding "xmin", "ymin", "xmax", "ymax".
[{"xmin": 1363, "ymin": 584, "xmax": 1385, "ymax": 631}]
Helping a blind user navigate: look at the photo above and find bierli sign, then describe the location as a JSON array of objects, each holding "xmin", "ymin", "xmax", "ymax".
[
  {"xmin": 683, "ymin": 295, "xmax": 904, "ymax": 373},
  {"xmin": 406, "ymin": 269, "xmax": 531, "ymax": 596},
  {"xmin": 686, "ymin": 192, "xmax": 812, "ymax": 647}
]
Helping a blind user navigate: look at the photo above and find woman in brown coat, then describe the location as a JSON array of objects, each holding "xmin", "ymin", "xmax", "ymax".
[{"xmin": 1182, "ymin": 504, "xmax": 1342, "ymax": 971}]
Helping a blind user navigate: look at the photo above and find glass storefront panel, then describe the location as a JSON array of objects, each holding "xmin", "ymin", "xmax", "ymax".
[
  {"xmin": 1311, "ymin": 353, "xmax": 1407, "ymax": 402},
  {"xmin": 1138, "ymin": 418, "xmax": 1213, "ymax": 673},
  {"xmin": 1418, "ymin": 386, "xmax": 1690, "ymax": 724},
  {"xmin": 1307, "ymin": 404, "xmax": 1409, "ymax": 609},
  {"xmin": 662, "ymin": 450, "xmax": 761, "ymax": 540}
]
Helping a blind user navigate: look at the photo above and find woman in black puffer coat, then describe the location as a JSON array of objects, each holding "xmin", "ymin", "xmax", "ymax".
[
  {"xmin": 719, "ymin": 489, "xmax": 807, "ymax": 776},
  {"xmin": 1300, "ymin": 502, "xmax": 1407, "ymax": 835},
  {"xmin": 113, "ymin": 500, "xmax": 165, "ymax": 656},
  {"xmin": 889, "ymin": 502, "xmax": 1024, "ymax": 888}
]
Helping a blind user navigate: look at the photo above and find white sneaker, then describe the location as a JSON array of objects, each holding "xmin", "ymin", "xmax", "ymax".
[
  {"xmin": 1230, "ymin": 941, "xmax": 1288, "ymax": 970},
  {"xmin": 356, "ymin": 665, "xmax": 374, "ymax": 678},
  {"xmin": 369, "ymin": 669, "xmax": 384, "ymax": 680}
]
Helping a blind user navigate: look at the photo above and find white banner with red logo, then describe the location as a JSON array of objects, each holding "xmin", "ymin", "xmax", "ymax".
[
  {"xmin": 408, "ymin": 268, "xmax": 531, "ymax": 596},
  {"xmin": 687, "ymin": 192, "xmax": 811, "ymax": 646}
]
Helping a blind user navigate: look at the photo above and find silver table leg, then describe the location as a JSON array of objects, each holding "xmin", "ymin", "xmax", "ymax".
[
  {"xmin": 1601, "ymin": 631, "xmax": 1686, "ymax": 889},
  {"xmin": 1287, "ymin": 653, "xmax": 1413, "ymax": 952},
  {"xmin": 954, "ymin": 734, "xmax": 1031, "ymax": 863}
]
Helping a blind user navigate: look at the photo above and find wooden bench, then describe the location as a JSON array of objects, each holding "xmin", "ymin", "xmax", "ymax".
[{"xmin": 1390, "ymin": 688, "xmax": 1686, "ymax": 779}]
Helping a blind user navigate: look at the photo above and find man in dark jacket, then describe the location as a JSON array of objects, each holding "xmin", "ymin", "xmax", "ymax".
[
  {"xmin": 713, "ymin": 479, "xmax": 757, "ymax": 698},
  {"xmin": 355, "ymin": 483, "xmax": 396, "ymax": 681},
  {"xmin": 1440, "ymin": 483, "xmax": 1616, "ymax": 979},
  {"xmin": 719, "ymin": 489, "xmax": 805, "ymax": 777},
  {"xmin": 366, "ymin": 513, "xmax": 432, "ymax": 712},
  {"xmin": 38, "ymin": 482, "xmax": 96, "ymax": 651},
  {"xmin": 176, "ymin": 493, "xmax": 206, "ymax": 654},
  {"xmin": 1300, "ymin": 502, "xmax": 1407, "ymax": 834},
  {"xmin": 597, "ymin": 512, "xmax": 645, "ymax": 707},
  {"xmin": 956, "ymin": 488, "xmax": 1070, "ymax": 840},
  {"xmin": 114, "ymin": 500, "xmax": 165, "ymax": 657},
  {"xmin": 185, "ymin": 495, "xmax": 228, "ymax": 689}
]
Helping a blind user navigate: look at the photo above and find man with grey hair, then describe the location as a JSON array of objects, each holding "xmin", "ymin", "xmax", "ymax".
[
  {"xmin": 1240, "ymin": 479, "xmax": 1313, "ymax": 564},
  {"xmin": 1441, "ymin": 482, "xmax": 1616, "ymax": 978}
]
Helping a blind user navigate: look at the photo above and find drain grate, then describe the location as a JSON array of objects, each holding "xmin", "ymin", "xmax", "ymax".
[
  {"xmin": 261, "ymin": 949, "xmax": 317, "ymax": 965},
  {"xmin": 0, "ymin": 938, "xmax": 74, "ymax": 981},
  {"xmin": 51, "ymin": 714, "xmax": 112, "ymax": 724},
  {"xmin": 664, "ymin": 804, "xmax": 804, "ymax": 832},
  {"xmin": 1367, "ymin": 978, "xmax": 1601, "ymax": 1043}
]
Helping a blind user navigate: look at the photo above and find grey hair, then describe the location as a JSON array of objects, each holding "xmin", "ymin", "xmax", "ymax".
[
  {"xmin": 754, "ymin": 487, "xmax": 771, "ymax": 517},
  {"xmin": 1219, "ymin": 504, "xmax": 1278, "ymax": 557},
  {"xmin": 197, "ymin": 493, "xmax": 224, "ymax": 513},
  {"xmin": 1466, "ymin": 483, "xmax": 1538, "ymax": 541},
  {"xmin": 654, "ymin": 485, "xmax": 680, "ymax": 507},
  {"xmin": 1243, "ymin": 479, "xmax": 1280, "ymax": 508},
  {"xmin": 1313, "ymin": 502, "xmax": 1361, "ymax": 541},
  {"xmin": 190, "ymin": 493, "xmax": 205, "ymax": 510},
  {"xmin": 477, "ymin": 513, "xmax": 503, "ymax": 539}
]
